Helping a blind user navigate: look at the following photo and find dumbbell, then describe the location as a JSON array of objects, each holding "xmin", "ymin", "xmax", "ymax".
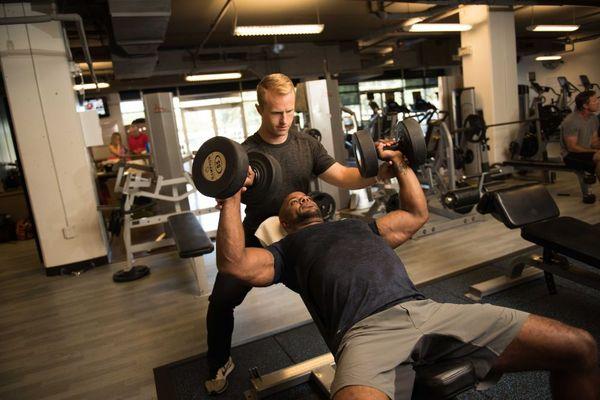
[
  {"xmin": 352, "ymin": 118, "xmax": 427, "ymax": 178},
  {"xmin": 308, "ymin": 191, "xmax": 336, "ymax": 221},
  {"xmin": 192, "ymin": 137, "xmax": 282, "ymax": 206}
]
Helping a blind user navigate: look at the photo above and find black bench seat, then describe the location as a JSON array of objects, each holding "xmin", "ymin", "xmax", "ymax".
[
  {"xmin": 167, "ymin": 212, "xmax": 214, "ymax": 258},
  {"xmin": 522, "ymin": 217, "xmax": 600, "ymax": 268},
  {"xmin": 477, "ymin": 183, "xmax": 600, "ymax": 295}
]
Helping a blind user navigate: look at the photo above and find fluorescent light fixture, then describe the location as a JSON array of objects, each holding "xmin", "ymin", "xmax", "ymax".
[
  {"xmin": 527, "ymin": 24, "xmax": 579, "ymax": 32},
  {"xmin": 379, "ymin": 46, "xmax": 394, "ymax": 55},
  {"xmin": 403, "ymin": 17, "xmax": 426, "ymax": 27},
  {"xmin": 384, "ymin": 59, "xmax": 394, "ymax": 66},
  {"xmin": 185, "ymin": 72, "xmax": 242, "ymax": 82},
  {"xmin": 77, "ymin": 61, "xmax": 113, "ymax": 71},
  {"xmin": 407, "ymin": 23, "xmax": 472, "ymax": 32},
  {"xmin": 73, "ymin": 82, "xmax": 110, "ymax": 90},
  {"xmin": 535, "ymin": 55, "xmax": 562, "ymax": 61},
  {"xmin": 234, "ymin": 24, "xmax": 324, "ymax": 36}
]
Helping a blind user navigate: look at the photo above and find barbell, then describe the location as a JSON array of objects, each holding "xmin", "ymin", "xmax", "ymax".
[
  {"xmin": 457, "ymin": 114, "xmax": 538, "ymax": 144},
  {"xmin": 352, "ymin": 117, "xmax": 427, "ymax": 178}
]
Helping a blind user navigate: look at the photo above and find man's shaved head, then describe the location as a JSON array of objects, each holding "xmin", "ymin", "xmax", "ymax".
[{"xmin": 279, "ymin": 192, "xmax": 323, "ymax": 233}]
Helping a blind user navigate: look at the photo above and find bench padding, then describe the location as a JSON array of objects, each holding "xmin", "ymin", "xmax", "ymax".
[
  {"xmin": 167, "ymin": 213, "xmax": 214, "ymax": 258},
  {"xmin": 477, "ymin": 184, "xmax": 559, "ymax": 229},
  {"xmin": 412, "ymin": 359, "xmax": 476, "ymax": 399},
  {"xmin": 522, "ymin": 217, "xmax": 600, "ymax": 268}
]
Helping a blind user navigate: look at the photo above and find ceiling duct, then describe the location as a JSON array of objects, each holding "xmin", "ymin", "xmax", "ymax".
[{"xmin": 108, "ymin": 0, "xmax": 171, "ymax": 79}]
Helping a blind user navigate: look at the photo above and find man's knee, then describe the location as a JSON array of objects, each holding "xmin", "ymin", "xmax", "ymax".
[
  {"xmin": 568, "ymin": 328, "xmax": 598, "ymax": 371},
  {"xmin": 333, "ymin": 385, "xmax": 389, "ymax": 400}
]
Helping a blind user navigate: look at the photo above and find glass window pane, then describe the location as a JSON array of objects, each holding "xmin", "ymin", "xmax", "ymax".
[
  {"xmin": 122, "ymin": 111, "xmax": 146, "ymax": 126},
  {"xmin": 243, "ymin": 102, "xmax": 261, "ymax": 135},
  {"xmin": 215, "ymin": 107, "xmax": 244, "ymax": 143},
  {"xmin": 120, "ymin": 100, "xmax": 144, "ymax": 113},
  {"xmin": 358, "ymin": 79, "xmax": 403, "ymax": 91},
  {"xmin": 183, "ymin": 109, "xmax": 215, "ymax": 152},
  {"xmin": 242, "ymin": 91, "xmax": 257, "ymax": 101}
]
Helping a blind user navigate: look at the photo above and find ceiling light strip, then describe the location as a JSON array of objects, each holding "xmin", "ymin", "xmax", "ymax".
[{"xmin": 234, "ymin": 24, "xmax": 324, "ymax": 36}]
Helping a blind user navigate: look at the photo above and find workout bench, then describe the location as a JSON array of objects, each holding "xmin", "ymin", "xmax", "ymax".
[
  {"xmin": 167, "ymin": 212, "xmax": 213, "ymax": 295},
  {"xmin": 466, "ymin": 183, "xmax": 600, "ymax": 301},
  {"xmin": 245, "ymin": 353, "xmax": 478, "ymax": 399},
  {"xmin": 503, "ymin": 159, "xmax": 596, "ymax": 203}
]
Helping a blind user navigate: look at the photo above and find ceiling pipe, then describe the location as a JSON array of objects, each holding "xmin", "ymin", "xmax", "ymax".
[
  {"xmin": 198, "ymin": 0, "xmax": 234, "ymax": 51},
  {"xmin": 0, "ymin": 13, "xmax": 98, "ymax": 87},
  {"xmin": 359, "ymin": 4, "xmax": 457, "ymax": 49}
]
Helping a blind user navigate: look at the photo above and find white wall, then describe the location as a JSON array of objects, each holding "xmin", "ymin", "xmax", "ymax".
[
  {"xmin": 0, "ymin": 3, "xmax": 107, "ymax": 268},
  {"xmin": 460, "ymin": 6, "xmax": 520, "ymax": 165},
  {"xmin": 517, "ymin": 38, "xmax": 600, "ymax": 97}
]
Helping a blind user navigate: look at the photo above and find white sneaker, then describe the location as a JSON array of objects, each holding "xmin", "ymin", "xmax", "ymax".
[{"xmin": 204, "ymin": 357, "xmax": 235, "ymax": 395}]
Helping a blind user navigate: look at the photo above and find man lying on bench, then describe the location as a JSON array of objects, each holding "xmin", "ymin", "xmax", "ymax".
[{"xmin": 216, "ymin": 143, "xmax": 599, "ymax": 400}]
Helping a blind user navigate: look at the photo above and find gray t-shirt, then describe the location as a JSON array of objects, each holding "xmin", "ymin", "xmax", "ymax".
[
  {"xmin": 241, "ymin": 130, "xmax": 336, "ymax": 233},
  {"xmin": 266, "ymin": 219, "xmax": 424, "ymax": 354},
  {"xmin": 560, "ymin": 111, "xmax": 599, "ymax": 154}
]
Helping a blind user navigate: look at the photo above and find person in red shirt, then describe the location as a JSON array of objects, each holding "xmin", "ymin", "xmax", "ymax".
[{"xmin": 127, "ymin": 120, "xmax": 149, "ymax": 154}]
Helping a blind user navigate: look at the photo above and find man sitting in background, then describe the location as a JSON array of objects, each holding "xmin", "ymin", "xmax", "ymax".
[
  {"xmin": 215, "ymin": 142, "xmax": 599, "ymax": 400},
  {"xmin": 561, "ymin": 90, "xmax": 600, "ymax": 178},
  {"xmin": 127, "ymin": 119, "xmax": 149, "ymax": 155}
]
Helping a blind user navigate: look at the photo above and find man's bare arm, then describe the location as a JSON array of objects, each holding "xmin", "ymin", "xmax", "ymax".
[
  {"xmin": 216, "ymin": 190, "xmax": 275, "ymax": 287},
  {"xmin": 374, "ymin": 145, "xmax": 428, "ymax": 248},
  {"xmin": 591, "ymin": 132, "xmax": 600, "ymax": 150},
  {"xmin": 319, "ymin": 162, "xmax": 377, "ymax": 189},
  {"xmin": 564, "ymin": 135, "xmax": 596, "ymax": 153}
]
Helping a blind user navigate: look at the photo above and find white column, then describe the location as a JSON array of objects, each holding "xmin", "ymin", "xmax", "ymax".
[
  {"xmin": 0, "ymin": 3, "xmax": 107, "ymax": 269},
  {"xmin": 460, "ymin": 6, "xmax": 519, "ymax": 165}
]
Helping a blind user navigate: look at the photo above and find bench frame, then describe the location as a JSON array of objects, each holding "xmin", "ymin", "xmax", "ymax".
[
  {"xmin": 115, "ymin": 167, "xmax": 215, "ymax": 294},
  {"xmin": 503, "ymin": 160, "xmax": 596, "ymax": 203}
]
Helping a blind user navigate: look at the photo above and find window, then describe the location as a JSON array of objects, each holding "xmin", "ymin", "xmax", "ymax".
[
  {"xmin": 120, "ymin": 100, "xmax": 145, "ymax": 126},
  {"xmin": 182, "ymin": 109, "xmax": 216, "ymax": 153},
  {"xmin": 215, "ymin": 106, "xmax": 245, "ymax": 143}
]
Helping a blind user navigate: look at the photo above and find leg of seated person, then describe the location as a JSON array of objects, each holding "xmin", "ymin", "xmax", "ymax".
[
  {"xmin": 333, "ymin": 385, "xmax": 390, "ymax": 400},
  {"xmin": 593, "ymin": 151, "xmax": 600, "ymax": 178},
  {"xmin": 491, "ymin": 314, "xmax": 599, "ymax": 400}
]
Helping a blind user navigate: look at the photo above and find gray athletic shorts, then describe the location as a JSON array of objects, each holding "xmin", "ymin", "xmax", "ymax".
[{"xmin": 330, "ymin": 299, "xmax": 529, "ymax": 400}]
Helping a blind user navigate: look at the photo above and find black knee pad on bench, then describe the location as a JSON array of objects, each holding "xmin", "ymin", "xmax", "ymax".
[{"xmin": 477, "ymin": 184, "xmax": 559, "ymax": 229}]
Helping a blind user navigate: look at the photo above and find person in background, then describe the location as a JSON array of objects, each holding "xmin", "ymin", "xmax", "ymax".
[
  {"xmin": 108, "ymin": 132, "xmax": 125, "ymax": 161},
  {"xmin": 127, "ymin": 121, "xmax": 149, "ymax": 155},
  {"xmin": 560, "ymin": 90, "xmax": 600, "ymax": 179}
]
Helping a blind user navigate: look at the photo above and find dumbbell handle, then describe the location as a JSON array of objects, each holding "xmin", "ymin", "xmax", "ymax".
[{"xmin": 379, "ymin": 142, "xmax": 401, "ymax": 159}]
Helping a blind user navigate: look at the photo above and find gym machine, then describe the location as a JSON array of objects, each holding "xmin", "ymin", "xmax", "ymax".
[
  {"xmin": 509, "ymin": 82, "xmax": 545, "ymax": 162},
  {"xmin": 503, "ymin": 73, "xmax": 596, "ymax": 203},
  {"xmin": 580, "ymin": 74, "xmax": 599, "ymax": 91},
  {"xmin": 108, "ymin": 161, "xmax": 214, "ymax": 293}
]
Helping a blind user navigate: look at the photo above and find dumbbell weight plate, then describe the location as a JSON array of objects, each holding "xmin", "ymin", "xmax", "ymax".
[
  {"xmin": 352, "ymin": 130, "xmax": 379, "ymax": 178},
  {"xmin": 307, "ymin": 128, "xmax": 322, "ymax": 142},
  {"xmin": 308, "ymin": 191, "xmax": 336, "ymax": 221},
  {"xmin": 192, "ymin": 136, "xmax": 249, "ymax": 199},
  {"xmin": 396, "ymin": 118, "xmax": 427, "ymax": 168},
  {"xmin": 242, "ymin": 152, "xmax": 283, "ymax": 207}
]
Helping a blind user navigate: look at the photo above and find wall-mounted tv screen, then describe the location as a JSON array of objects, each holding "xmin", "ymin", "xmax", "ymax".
[{"xmin": 82, "ymin": 97, "xmax": 109, "ymax": 118}]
